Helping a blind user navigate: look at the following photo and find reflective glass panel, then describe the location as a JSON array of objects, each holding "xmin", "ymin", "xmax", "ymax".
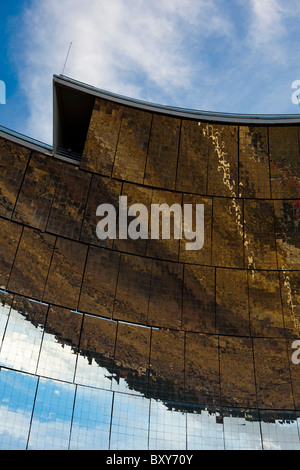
[
  {"xmin": 36, "ymin": 308, "xmax": 82, "ymax": 382},
  {"xmin": 223, "ymin": 411, "xmax": 262, "ymax": 450},
  {"xmin": 261, "ymin": 413, "xmax": 300, "ymax": 450},
  {"xmin": 74, "ymin": 314, "xmax": 116, "ymax": 391},
  {"xmin": 75, "ymin": 353, "xmax": 113, "ymax": 390},
  {"xmin": 111, "ymin": 370, "xmax": 146, "ymax": 396},
  {"xmin": 110, "ymin": 393, "xmax": 149, "ymax": 450},
  {"xmin": 0, "ymin": 304, "xmax": 44, "ymax": 374},
  {"xmin": 0, "ymin": 368, "xmax": 38, "ymax": 450},
  {"xmin": 36, "ymin": 330, "xmax": 78, "ymax": 382},
  {"xmin": 27, "ymin": 378, "xmax": 75, "ymax": 450},
  {"xmin": 0, "ymin": 293, "xmax": 12, "ymax": 342},
  {"xmin": 149, "ymin": 400, "xmax": 187, "ymax": 450},
  {"xmin": 187, "ymin": 408, "xmax": 224, "ymax": 450},
  {"xmin": 70, "ymin": 386, "xmax": 113, "ymax": 450}
]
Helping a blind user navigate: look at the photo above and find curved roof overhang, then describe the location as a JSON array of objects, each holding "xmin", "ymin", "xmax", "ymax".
[
  {"xmin": 1, "ymin": 73, "xmax": 300, "ymax": 162},
  {"xmin": 53, "ymin": 73, "xmax": 300, "ymax": 164},
  {"xmin": 53, "ymin": 73, "xmax": 300, "ymax": 125}
]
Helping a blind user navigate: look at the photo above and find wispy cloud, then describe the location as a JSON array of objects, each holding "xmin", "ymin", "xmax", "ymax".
[
  {"xmin": 246, "ymin": 0, "xmax": 300, "ymax": 66},
  {"xmin": 13, "ymin": 0, "xmax": 233, "ymax": 143},
  {"xmin": 249, "ymin": 0, "xmax": 285, "ymax": 45},
  {"xmin": 8, "ymin": 0, "xmax": 300, "ymax": 144}
]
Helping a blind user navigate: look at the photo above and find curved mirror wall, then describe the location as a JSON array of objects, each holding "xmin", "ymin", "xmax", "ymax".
[{"xmin": 0, "ymin": 76, "xmax": 299, "ymax": 450}]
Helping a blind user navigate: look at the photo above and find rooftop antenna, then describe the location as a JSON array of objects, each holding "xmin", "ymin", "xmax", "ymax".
[{"xmin": 61, "ymin": 42, "xmax": 73, "ymax": 76}]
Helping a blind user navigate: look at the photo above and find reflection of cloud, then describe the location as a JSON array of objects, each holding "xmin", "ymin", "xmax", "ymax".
[
  {"xmin": 149, "ymin": 399, "xmax": 188, "ymax": 450},
  {"xmin": 0, "ymin": 407, "xmax": 32, "ymax": 449},
  {"xmin": 1, "ymin": 306, "xmax": 300, "ymax": 449},
  {"xmin": 187, "ymin": 409, "xmax": 225, "ymax": 450},
  {"xmin": 260, "ymin": 420, "xmax": 300, "ymax": 450},
  {"xmin": 110, "ymin": 393, "xmax": 149, "ymax": 450},
  {"xmin": 0, "ymin": 306, "xmax": 78, "ymax": 380},
  {"xmin": 223, "ymin": 415, "xmax": 262, "ymax": 450},
  {"xmin": 0, "ymin": 306, "xmax": 44, "ymax": 374},
  {"xmin": 27, "ymin": 378, "xmax": 75, "ymax": 450},
  {"xmin": 0, "ymin": 368, "xmax": 38, "ymax": 450}
]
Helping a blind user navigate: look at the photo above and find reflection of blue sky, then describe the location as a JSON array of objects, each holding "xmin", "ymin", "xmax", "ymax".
[
  {"xmin": 70, "ymin": 386, "xmax": 112, "ymax": 450},
  {"xmin": 27, "ymin": 378, "xmax": 75, "ymax": 450},
  {"xmin": 0, "ymin": 369, "xmax": 37, "ymax": 450},
  {"xmin": 1, "ymin": 300, "xmax": 300, "ymax": 450}
]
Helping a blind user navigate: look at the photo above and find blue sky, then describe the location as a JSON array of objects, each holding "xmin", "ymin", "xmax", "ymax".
[
  {"xmin": 0, "ymin": 1, "xmax": 30, "ymax": 133},
  {"xmin": 1, "ymin": 0, "xmax": 300, "ymax": 145}
]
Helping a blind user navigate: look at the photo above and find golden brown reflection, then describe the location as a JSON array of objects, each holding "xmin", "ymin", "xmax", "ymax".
[{"xmin": 0, "ymin": 94, "xmax": 300, "ymax": 450}]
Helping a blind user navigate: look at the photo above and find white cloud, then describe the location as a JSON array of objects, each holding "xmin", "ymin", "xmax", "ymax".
[
  {"xmin": 14, "ymin": 0, "xmax": 232, "ymax": 143},
  {"xmin": 249, "ymin": 0, "xmax": 284, "ymax": 44},
  {"xmin": 9, "ymin": 0, "xmax": 300, "ymax": 144},
  {"xmin": 246, "ymin": 0, "xmax": 300, "ymax": 63}
]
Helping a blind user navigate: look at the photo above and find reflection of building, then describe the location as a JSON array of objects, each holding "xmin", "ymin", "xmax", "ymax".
[{"xmin": 0, "ymin": 74, "xmax": 300, "ymax": 450}]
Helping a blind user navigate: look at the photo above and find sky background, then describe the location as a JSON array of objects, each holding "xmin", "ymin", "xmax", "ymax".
[{"xmin": 1, "ymin": 0, "xmax": 300, "ymax": 146}]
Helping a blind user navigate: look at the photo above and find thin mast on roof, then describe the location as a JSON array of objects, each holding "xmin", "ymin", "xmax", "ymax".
[{"xmin": 61, "ymin": 42, "xmax": 73, "ymax": 76}]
